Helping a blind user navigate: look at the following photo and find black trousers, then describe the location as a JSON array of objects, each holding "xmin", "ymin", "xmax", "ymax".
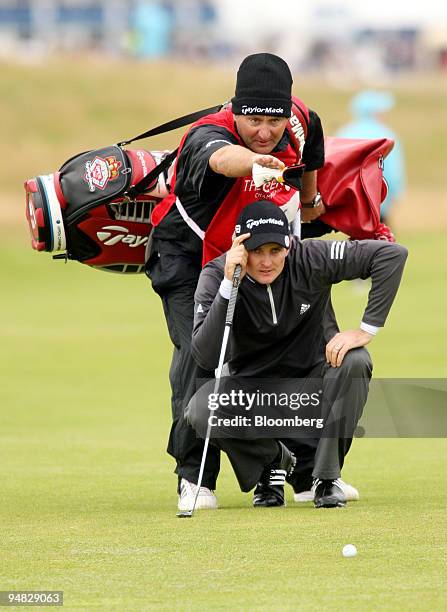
[
  {"xmin": 187, "ymin": 348, "xmax": 372, "ymax": 492},
  {"xmin": 146, "ymin": 250, "xmax": 220, "ymax": 490}
]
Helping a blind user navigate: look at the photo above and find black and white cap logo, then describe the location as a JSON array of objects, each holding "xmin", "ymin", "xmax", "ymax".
[{"xmin": 235, "ymin": 200, "xmax": 290, "ymax": 251}]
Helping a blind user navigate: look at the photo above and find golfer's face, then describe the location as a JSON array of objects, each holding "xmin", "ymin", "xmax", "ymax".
[
  {"xmin": 234, "ymin": 115, "xmax": 288, "ymax": 154},
  {"xmin": 246, "ymin": 243, "xmax": 288, "ymax": 284}
]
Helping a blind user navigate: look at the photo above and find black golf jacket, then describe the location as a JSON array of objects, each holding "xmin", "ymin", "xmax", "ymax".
[{"xmin": 191, "ymin": 238, "xmax": 408, "ymax": 378}]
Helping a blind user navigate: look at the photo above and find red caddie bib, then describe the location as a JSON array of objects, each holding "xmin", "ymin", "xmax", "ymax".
[{"xmin": 151, "ymin": 98, "xmax": 310, "ymax": 266}]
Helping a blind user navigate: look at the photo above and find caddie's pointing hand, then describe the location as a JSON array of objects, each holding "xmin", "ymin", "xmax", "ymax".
[{"xmin": 252, "ymin": 154, "xmax": 285, "ymax": 170}]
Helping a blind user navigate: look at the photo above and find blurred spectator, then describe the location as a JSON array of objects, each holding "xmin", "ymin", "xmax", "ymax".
[
  {"xmin": 336, "ymin": 90, "xmax": 406, "ymax": 226},
  {"xmin": 130, "ymin": 1, "xmax": 173, "ymax": 59}
]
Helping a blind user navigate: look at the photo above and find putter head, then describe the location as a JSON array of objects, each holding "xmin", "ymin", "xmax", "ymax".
[{"xmin": 176, "ymin": 510, "xmax": 193, "ymax": 518}]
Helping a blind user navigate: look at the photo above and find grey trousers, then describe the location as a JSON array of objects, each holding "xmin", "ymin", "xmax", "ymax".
[{"xmin": 187, "ymin": 348, "xmax": 372, "ymax": 492}]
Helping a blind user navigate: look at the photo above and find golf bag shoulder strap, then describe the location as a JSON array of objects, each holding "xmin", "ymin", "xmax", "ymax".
[
  {"xmin": 287, "ymin": 96, "xmax": 309, "ymax": 160},
  {"xmin": 125, "ymin": 148, "xmax": 177, "ymax": 200},
  {"xmin": 188, "ymin": 106, "xmax": 241, "ymax": 132},
  {"xmin": 151, "ymin": 107, "xmax": 242, "ymax": 228},
  {"xmin": 291, "ymin": 96, "xmax": 310, "ymax": 124},
  {"xmin": 122, "ymin": 103, "xmax": 223, "ymax": 199},
  {"xmin": 118, "ymin": 104, "xmax": 223, "ymax": 147}
]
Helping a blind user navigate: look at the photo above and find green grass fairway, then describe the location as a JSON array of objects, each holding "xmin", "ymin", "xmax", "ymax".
[
  {"xmin": 2, "ymin": 55, "xmax": 447, "ymax": 610},
  {"xmin": 1, "ymin": 230, "xmax": 446, "ymax": 610}
]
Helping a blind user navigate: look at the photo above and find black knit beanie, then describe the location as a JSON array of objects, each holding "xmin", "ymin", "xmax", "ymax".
[{"xmin": 231, "ymin": 53, "xmax": 293, "ymax": 118}]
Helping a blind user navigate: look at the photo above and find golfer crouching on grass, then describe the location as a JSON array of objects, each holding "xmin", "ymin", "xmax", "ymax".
[{"xmin": 187, "ymin": 201, "xmax": 407, "ymax": 508}]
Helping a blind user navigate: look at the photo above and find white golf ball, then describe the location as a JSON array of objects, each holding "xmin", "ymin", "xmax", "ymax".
[{"xmin": 342, "ymin": 544, "xmax": 357, "ymax": 558}]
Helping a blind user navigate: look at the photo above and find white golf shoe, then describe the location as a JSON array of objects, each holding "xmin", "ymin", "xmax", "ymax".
[
  {"xmin": 178, "ymin": 478, "xmax": 218, "ymax": 511},
  {"xmin": 293, "ymin": 478, "xmax": 359, "ymax": 503}
]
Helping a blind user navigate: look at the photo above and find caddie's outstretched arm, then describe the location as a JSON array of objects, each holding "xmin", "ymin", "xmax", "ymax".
[{"xmin": 209, "ymin": 145, "xmax": 285, "ymax": 178}]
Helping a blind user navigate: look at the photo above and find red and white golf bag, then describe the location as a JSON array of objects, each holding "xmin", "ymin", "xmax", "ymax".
[
  {"xmin": 24, "ymin": 104, "xmax": 221, "ymax": 273},
  {"xmin": 25, "ymin": 146, "xmax": 173, "ymax": 273}
]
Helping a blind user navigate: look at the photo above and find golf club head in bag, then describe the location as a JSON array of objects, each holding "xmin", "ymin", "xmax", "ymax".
[{"xmin": 24, "ymin": 147, "xmax": 173, "ymax": 273}]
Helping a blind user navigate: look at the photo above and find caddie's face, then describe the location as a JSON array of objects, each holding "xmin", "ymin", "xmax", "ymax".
[
  {"xmin": 246, "ymin": 243, "xmax": 288, "ymax": 284},
  {"xmin": 234, "ymin": 115, "xmax": 289, "ymax": 154}
]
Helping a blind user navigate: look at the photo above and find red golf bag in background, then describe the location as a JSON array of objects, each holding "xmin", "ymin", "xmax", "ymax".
[{"xmin": 318, "ymin": 137, "xmax": 395, "ymax": 241}]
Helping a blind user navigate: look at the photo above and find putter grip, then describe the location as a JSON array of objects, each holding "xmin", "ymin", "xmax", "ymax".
[{"xmin": 225, "ymin": 264, "xmax": 241, "ymax": 326}]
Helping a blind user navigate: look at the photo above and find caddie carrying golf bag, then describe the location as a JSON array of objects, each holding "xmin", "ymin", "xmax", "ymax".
[
  {"xmin": 24, "ymin": 103, "xmax": 395, "ymax": 275},
  {"xmin": 24, "ymin": 105, "xmax": 221, "ymax": 273}
]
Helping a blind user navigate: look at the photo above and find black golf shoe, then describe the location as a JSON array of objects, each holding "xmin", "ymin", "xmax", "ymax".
[
  {"xmin": 253, "ymin": 442, "xmax": 296, "ymax": 508},
  {"xmin": 313, "ymin": 479, "xmax": 347, "ymax": 508}
]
